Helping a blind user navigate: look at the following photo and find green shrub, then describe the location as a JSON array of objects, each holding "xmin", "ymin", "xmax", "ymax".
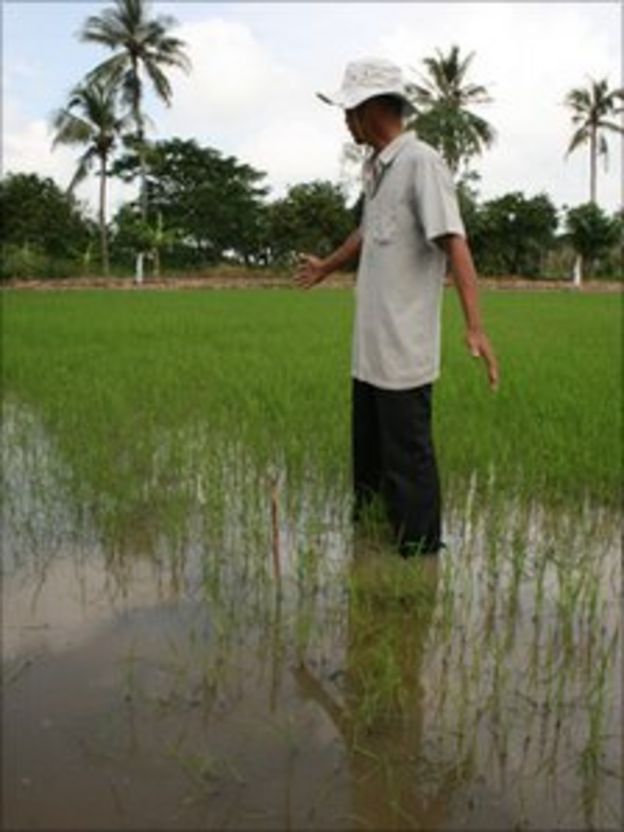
[
  {"xmin": 0, "ymin": 244, "xmax": 85, "ymax": 280},
  {"xmin": 1, "ymin": 243, "xmax": 49, "ymax": 280}
]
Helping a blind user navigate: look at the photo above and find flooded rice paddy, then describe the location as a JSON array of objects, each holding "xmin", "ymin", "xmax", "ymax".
[{"xmin": 2, "ymin": 392, "xmax": 621, "ymax": 831}]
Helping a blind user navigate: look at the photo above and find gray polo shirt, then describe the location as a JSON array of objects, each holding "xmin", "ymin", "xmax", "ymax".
[{"xmin": 353, "ymin": 131, "xmax": 465, "ymax": 389}]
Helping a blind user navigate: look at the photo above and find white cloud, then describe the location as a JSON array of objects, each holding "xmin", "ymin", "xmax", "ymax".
[
  {"xmin": 3, "ymin": 97, "xmax": 137, "ymax": 221},
  {"xmin": 156, "ymin": 18, "xmax": 350, "ymax": 197},
  {"xmin": 4, "ymin": 99, "xmax": 71, "ymax": 180},
  {"xmin": 158, "ymin": 18, "xmax": 300, "ymax": 135},
  {"xmin": 237, "ymin": 116, "xmax": 344, "ymax": 196}
]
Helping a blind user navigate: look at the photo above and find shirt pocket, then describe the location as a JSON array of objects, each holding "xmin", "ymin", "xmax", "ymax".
[{"xmin": 370, "ymin": 204, "xmax": 398, "ymax": 244}]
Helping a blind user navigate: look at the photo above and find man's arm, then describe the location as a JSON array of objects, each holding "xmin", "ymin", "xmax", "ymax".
[
  {"xmin": 294, "ymin": 228, "xmax": 362, "ymax": 289},
  {"xmin": 435, "ymin": 233, "xmax": 499, "ymax": 390}
]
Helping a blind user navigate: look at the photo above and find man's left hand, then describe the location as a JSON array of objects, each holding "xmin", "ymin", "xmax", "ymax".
[{"xmin": 466, "ymin": 328, "xmax": 499, "ymax": 390}]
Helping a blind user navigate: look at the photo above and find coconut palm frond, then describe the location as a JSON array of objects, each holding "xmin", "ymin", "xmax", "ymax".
[
  {"xmin": 464, "ymin": 110, "xmax": 497, "ymax": 146},
  {"xmin": 70, "ymin": 85, "xmax": 109, "ymax": 128},
  {"xmin": 84, "ymin": 52, "xmax": 129, "ymax": 89},
  {"xmin": 410, "ymin": 80, "xmax": 436, "ymax": 103},
  {"xmin": 79, "ymin": 9, "xmax": 128, "ymax": 47},
  {"xmin": 456, "ymin": 48, "xmax": 476, "ymax": 81},
  {"xmin": 50, "ymin": 109, "xmax": 94, "ymax": 148},
  {"xmin": 565, "ymin": 127, "xmax": 589, "ymax": 157},
  {"xmin": 145, "ymin": 58, "xmax": 174, "ymax": 103},
  {"xmin": 565, "ymin": 88, "xmax": 592, "ymax": 111},
  {"xmin": 121, "ymin": 0, "xmax": 145, "ymax": 29},
  {"xmin": 142, "ymin": 18, "xmax": 172, "ymax": 46},
  {"xmin": 422, "ymin": 56, "xmax": 448, "ymax": 96},
  {"xmin": 461, "ymin": 83, "xmax": 492, "ymax": 104},
  {"xmin": 596, "ymin": 119, "xmax": 624, "ymax": 134},
  {"xmin": 67, "ymin": 148, "xmax": 97, "ymax": 193},
  {"xmin": 152, "ymin": 38, "xmax": 193, "ymax": 74}
]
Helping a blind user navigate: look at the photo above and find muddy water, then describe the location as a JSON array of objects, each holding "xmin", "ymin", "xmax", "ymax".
[{"xmin": 2, "ymin": 399, "xmax": 621, "ymax": 830}]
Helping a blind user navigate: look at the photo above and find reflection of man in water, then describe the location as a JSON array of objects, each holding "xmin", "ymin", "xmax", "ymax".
[{"xmin": 293, "ymin": 554, "xmax": 461, "ymax": 828}]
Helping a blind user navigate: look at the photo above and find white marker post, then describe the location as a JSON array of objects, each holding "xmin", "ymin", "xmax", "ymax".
[
  {"xmin": 135, "ymin": 251, "xmax": 144, "ymax": 286},
  {"xmin": 572, "ymin": 254, "xmax": 582, "ymax": 288}
]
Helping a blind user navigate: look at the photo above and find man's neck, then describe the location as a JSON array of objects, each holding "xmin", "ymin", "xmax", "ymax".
[{"xmin": 369, "ymin": 124, "xmax": 404, "ymax": 155}]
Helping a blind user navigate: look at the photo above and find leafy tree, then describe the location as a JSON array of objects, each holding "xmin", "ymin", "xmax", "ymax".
[
  {"xmin": 110, "ymin": 204, "xmax": 177, "ymax": 276},
  {"xmin": 455, "ymin": 170, "xmax": 482, "ymax": 242},
  {"xmin": 268, "ymin": 181, "xmax": 355, "ymax": 266},
  {"xmin": 406, "ymin": 45, "xmax": 496, "ymax": 176},
  {"xmin": 565, "ymin": 77, "xmax": 624, "ymax": 204},
  {"xmin": 602, "ymin": 208, "xmax": 624, "ymax": 280},
  {"xmin": 78, "ymin": 0, "xmax": 191, "ymax": 275},
  {"xmin": 110, "ymin": 138, "xmax": 269, "ymax": 266},
  {"xmin": 0, "ymin": 172, "xmax": 94, "ymax": 261},
  {"xmin": 471, "ymin": 192, "xmax": 558, "ymax": 277},
  {"xmin": 565, "ymin": 202, "xmax": 620, "ymax": 280},
  {"xmin": 49, "ymin": 77, "xmax": 132, "ymax": 274}
]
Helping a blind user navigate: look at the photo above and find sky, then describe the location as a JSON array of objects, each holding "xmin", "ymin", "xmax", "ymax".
[{"xmin": 3, "ymin": 1, "xmax": 622, "ymax": 223}]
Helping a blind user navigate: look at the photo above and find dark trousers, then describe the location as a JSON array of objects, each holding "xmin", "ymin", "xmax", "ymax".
[{"xmin": 351, "ymin": 377, "xmax": 442, "ymax": 556}]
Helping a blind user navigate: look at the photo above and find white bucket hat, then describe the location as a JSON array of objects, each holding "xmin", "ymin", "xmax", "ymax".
[{"xmin": 317, "ymin": 57, "xmax": 414, "ymax": 112}]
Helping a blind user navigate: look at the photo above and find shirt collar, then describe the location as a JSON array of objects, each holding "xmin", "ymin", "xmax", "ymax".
[
  {"xmin": 376, "ymin": 130, "xmax": 412, "ymax": 168},
  {"xmin": 362, "ymin": 131, "xmax": 412, "ymax": 192}
]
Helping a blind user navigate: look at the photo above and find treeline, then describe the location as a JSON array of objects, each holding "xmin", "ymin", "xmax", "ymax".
[
  {"xmin": 2, "ymin": 0, "xmax": 622, "ymax": 282},
  {"xmin": 1, "ymin": 147, "xmax": 621, "ymax": 280}
]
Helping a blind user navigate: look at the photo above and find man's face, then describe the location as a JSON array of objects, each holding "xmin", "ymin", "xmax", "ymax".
[{"xmin": 345, "ymin": 104, "xmax": 368, "ymax": 145}]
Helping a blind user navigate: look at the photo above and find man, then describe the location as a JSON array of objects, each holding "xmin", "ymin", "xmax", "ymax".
[{"xmin": 295, "ymin": 57, "xmax": 499, "ymax": 557}]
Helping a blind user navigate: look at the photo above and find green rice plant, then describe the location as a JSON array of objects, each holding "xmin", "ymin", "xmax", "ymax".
[{"xmin": 2, "ymin": 290, "xmax": 620, "ymax": 553}]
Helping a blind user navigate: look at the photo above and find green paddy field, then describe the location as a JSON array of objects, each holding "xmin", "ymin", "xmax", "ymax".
[{"xmin": 2, "ymin": 287, "xmax": 622, "ymax": 830}]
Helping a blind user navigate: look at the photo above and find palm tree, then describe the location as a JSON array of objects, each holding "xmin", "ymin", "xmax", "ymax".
[
  {"xmin": 50, "ymin": 78, "xmax": 132, "ymax": 275},
  {"xmin": 406, "ymin": 44, "xmax": 496, "ymax": 176},
  {"xmin": 564, "ymin": 77, "xmax": 624, "ymax": 204},
  {"xmin": 78, "ymin": 0, "xmax": 191, "ymax": 281}
]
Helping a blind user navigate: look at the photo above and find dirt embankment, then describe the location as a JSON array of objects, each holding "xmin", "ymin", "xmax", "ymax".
[{"xmin": 1, "ymin": 273, "xmax": 622, "ymax": 292}]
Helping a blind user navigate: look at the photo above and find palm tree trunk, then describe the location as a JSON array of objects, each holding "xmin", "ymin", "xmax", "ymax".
[
  {"xmin": 589, "ymin": 126, "xmax": 597, "ymax": 204},
  {"xmin": 132, "ymin": 57, "xmax": 146, "ymax": 286},
  {"xmin": 138, "ymin": 124, "xmax": 148, "ymax": 222},
  {"xmin": 98, "ymin": 153, "xmax": 109, "ymax": 276},
  {"xmin": 134, "ymin": 129, "xmax": 146, "ymax": 284}
]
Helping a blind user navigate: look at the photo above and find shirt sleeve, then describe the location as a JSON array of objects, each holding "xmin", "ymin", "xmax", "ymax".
[{"xmin": 413, "ymin": 152, "xmax": 466, "ymax": 242}]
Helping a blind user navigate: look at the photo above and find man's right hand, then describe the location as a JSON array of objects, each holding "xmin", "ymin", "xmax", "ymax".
[{"xmin": 294, "ymin": 253, "xmax": 328, "ymax": 289}]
